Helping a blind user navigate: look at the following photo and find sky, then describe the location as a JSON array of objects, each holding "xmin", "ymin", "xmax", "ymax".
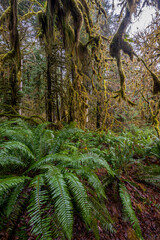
[{"xmin": 130, "ymin": 7, "xmax": 156, "ymax": 34}]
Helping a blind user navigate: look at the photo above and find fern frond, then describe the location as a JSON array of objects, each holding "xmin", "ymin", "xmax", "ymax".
[
  {"xmin": 75, "ymin": 166, "xmax": 106, "ymax": 199},
  {"xmin": 28, "ymin": 175, "xmax": 52, "ymax": 239},
  {"xmin": 76, "ymin": 153, "xmax": 114, "ymax": 176},
  {"xmin": 137, "ymin": 165, "xmax": 160, "ymax": 188},
  {"xmin": 39, "ymin": 129, "xmax": 55, "ymax": 157},
  {"xmin": 119, "ymin": 183, "xmax": 143, "ymax": 240},
  {"xmin": 50, "ymin": 128, "xmax": 84, "ymax": 154},
  {"xmin": 0, "ymin": 151, "xmax": 26, "ymax": 169},
  {"xmin": 141, "ymin": 176, "xmax": 160, "ymax": 187},
  {"xmin": 64, "ymin": 172, "xmax": 91, "ymax": 227},
  {"xmin": 0, "ymin": 176, "xmax": 30, "ymax": 193},
  {"xmin": 45, "ymin": 166, "xmax": 73, "ymax": 240},
  {"xmin": 28, "ymin": 154, "xmax": 72, "ymax": 172},
  {"xmin": 89, "ymin": 196, "xmax": 114, "ymax": 233},
  {"xmin": 5, "ymin": 182, "xmax": 25, "ymax": 217},
  {"xmin": 0, "ymin": 141, "xmax": 35, "ymax": 161}
]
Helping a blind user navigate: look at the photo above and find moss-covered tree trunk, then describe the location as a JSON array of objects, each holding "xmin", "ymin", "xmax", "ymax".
[
  {"xmin": 46, "ymin": 54, "xmax": 52, "ymax": 122},
  {"xmin": 2, "ymin": 0, "xmax": 21, "ymax": 113},
  {"xmin": 10, "ymin": 0, "xmax": 21, "ymax": 110},
  {"xmin": 0, "ymin": 0, "xmax": 21, "ymax": 113}
]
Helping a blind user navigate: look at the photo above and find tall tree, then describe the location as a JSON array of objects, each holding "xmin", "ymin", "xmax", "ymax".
[{"xmin": 0, "ymin": 0, "xmax": 21, "ymax": 112}]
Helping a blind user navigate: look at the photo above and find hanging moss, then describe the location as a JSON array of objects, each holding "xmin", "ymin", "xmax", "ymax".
[
  {"xmin": 38, "ymin": 11, "xmax": 47, "ymax": 39},
  {"xmin": 78, "ymin": 1, "xmax": 91, "ymax": 36},
  {"xmin": 62, "ymin": 22, "xmax": 75, "ymax": 48},
  {"xmin": 95, "ymin": 0, "xmax": 107, "ymax": 19},
  {"xmin": 78, "ymin": 0, "xmax": 93, "ymax": 33},
  {"xmin": 109, "ymin": 1, "xmax": 138, "ymax": 106},
  {"xmin": 66, "ymin": 0, "xmax": 83, "ymax": 44}
]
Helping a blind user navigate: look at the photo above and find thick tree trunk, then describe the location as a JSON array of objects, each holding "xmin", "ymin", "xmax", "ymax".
[{"xmin": 8, "ymin": 0, "xmax": 21, "ymax": 112}]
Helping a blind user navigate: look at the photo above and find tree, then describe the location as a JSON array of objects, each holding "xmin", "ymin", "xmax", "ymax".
[{"xmin": 0, "ymin": 0, "xmax": 21, "ymax": 112}]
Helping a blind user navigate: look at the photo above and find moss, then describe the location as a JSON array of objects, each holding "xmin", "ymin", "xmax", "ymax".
[
  {"xmin": 135, "ymin": 54, "xmax": 160, "ymax": 94},
  {"xmin": 78, "ymin": 0, "xmax": 93, "ymax": 35},
  {"xmin": 63, "ymin": 22, "xmax": 75, "ymax": 48},
  {"xmin": 20, "ymin": 11, "xmax": 37, "ymax": 21},
  {"xmin": 0, "ymin": 6, "xmax": 11, "ymax": 25},
  {"xmin": 38, "ymin": 11, "xmax": 47, "ymax": 38},
  {"xmin": 67, "ymin": 0, "xmax": 83, "ymax": 44},
  {"xmin": 0, "ymin": 49, "xmax": 15, "ymax": 63},
  {"xmin": 95, "ymin": 0, "xmax": 107, "ymax": 19},
  {"xmin": 17, "ymin": 70, "xmax": 21, "ymax": 85},
  {"xmin": 121, "ymin": 40, "xmax": 134, "ymax": 61},
  {"xmin": 151, "ymin": 72, "xmax": 160, "ymax": 94},
  {"xmin": 110, "ymin": 27, "xmax": 134, "ymax": 61}
]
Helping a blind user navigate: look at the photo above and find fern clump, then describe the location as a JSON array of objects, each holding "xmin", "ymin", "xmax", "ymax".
[{"xmin": 0, "ymin": 119, "xmax": 113, "ymax": 239}]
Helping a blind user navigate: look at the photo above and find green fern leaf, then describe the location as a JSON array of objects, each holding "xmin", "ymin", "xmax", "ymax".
[
  {"xmin": 28, "ymin": 175, "xmax": 52, "ymax": 239},
  {"xmin": 1, "ymin": 141, "xmax": 35, "ymax": 161},
  {"xmin": 0, "ymin": 152, "xmax": 26, "ymax": 168},
  {"xmin": 75, "ymin": 166, "xmax": 106, "ymax": 199},
  {"xmin": 5, "ymin": 182, "xmax": 25, "ymax": 217},
  {"xmin": 77, "ymin": 153, "xmax": 114, "ymax": 176},
  {"xmin": 119, "ymin": 183, "xmax": 143, "ymax": 240},
  {"xmin": 0, "ymin": 176, "xmax": 30, "ymax": 193},
  {"xmin": 45, "ymin": 166, "xmax": 73, "ymax": 240},
  {"xmin": 28, "ymin": 154, "xmax": 72, "ymax": 172},
  {"xmin": 64, "ymin": 172, "xmax": 91, "ymax": 227}
]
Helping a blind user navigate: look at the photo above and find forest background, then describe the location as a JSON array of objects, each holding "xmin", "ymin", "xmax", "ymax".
[{"xmin": 0, "ymin": 0, "xmax": 160, "ymax": 133}]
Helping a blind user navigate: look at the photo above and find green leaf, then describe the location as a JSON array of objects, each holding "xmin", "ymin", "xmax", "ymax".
[
  {"xmin": 45, "ymin": 166, "xmax": 73, "ymax": 240},
  {"xmin": 28, "ymin": 175, "xmax": 52, "ymax": 239},
  {"xmin": 0, "ymin": 176, "xmax": 30, "ymax": 193},
  {"xmin": 64, "ymin": 172, "xmax": 91, "ymax": 227},
  {"xmin": 119, "ymin": 183, "xmax": 143, "ymax": 240}
]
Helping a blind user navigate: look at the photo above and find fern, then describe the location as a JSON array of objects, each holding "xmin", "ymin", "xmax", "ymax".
[
  {"xmin": 75, "ymin": 166, "xmax": 106, "ymax": 199},
  {"xmin": 119, "ymin": 183, "xmax": 143, "ymax": 240},
  {"xmin": 0, "ymin": 120, "xmax": 115, "ymax": 239},
  {"xmin": 5, "ymin": 182, "xmax": 25, "ymax": 217},
  {"xmin": 89, "ymin": 196, "xmax": 114, "ymax": 233},
  {"xmin": 28, "ymin": 175, "xmax": 52, "ymax": 239},
  {"xmin": 0, "ymin": 141, "xmax": 35, "ymax": 161},
  {"xmin": 45, "ymin": 166, "xmax": 73, "ymax": 240},
  {"xmin": 64, "ymin": 172, "xmax": 91, "ymax": 226},
  {"xmin": 0, "ymin": 176, "xmax": 30, "ymax": 193},
  {"xmin": 137, "ymin": 165, "xmax": 160, "ymax": 188},
  {"xmin": 0, "ymin": 152, "xmax": 26, "ymax": 168},
  {"xmin": 73, "ymin": 153, "xmax": 114, "ymax": 176}
]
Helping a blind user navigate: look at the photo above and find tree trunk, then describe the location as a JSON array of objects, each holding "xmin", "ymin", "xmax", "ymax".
[{"xmin": 46, "ymin": 54, "xmax": 52, "ymax": 122}]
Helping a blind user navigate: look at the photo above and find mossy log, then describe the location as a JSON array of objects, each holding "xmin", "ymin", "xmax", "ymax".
[{"xmin": 0, "ymin": 112, "xmax": 45, "ymax": 125}]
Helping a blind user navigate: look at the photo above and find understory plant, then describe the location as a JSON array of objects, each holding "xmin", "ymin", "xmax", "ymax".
[
  {"xmin": 101, "ymin": 136, "xmax": 160, "ymax": 240},
  {"xmin": 65, "ymin": 126, "xmax": 159, "ymax": 240},
  {"xmin": 0, "ymin": 119, "xmax": 114, "ymax": 240}
]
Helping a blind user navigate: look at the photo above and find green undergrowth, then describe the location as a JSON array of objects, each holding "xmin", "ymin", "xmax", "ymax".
[{"xmin": 0, "ymin": 119, "xmax": 159, "ymax": 240}]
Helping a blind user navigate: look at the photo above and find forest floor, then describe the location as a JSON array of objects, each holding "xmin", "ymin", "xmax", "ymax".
[{"xmin": 72, "ymin": 156, "xmax": 160, "ymax": 240}]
